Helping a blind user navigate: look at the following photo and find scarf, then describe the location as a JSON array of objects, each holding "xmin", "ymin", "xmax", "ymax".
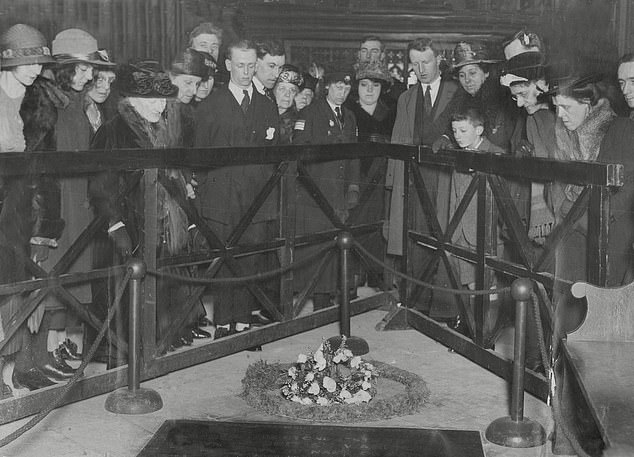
[{"xmin": 554, "ymin": 98, "xmax": 616, "ymax": 202}]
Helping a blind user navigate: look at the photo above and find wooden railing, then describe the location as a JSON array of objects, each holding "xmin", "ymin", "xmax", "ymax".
[{"xmin": 0, "ymin": 143, "xmax": 622, "ymax": 424}]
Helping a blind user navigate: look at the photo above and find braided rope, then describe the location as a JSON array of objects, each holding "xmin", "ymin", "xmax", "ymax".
[{"xmin": 0, "ymin": 268, "xmax": 133, "ymax": 449}]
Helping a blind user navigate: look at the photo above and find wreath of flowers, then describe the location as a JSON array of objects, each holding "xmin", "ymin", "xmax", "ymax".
[
  {"xmin": 242, "ymin": 342, "xmax": 431, "ymax": 422},
  {"xmin": 281, "ymin": 337, "xmax": 377, "ymax": 406}
]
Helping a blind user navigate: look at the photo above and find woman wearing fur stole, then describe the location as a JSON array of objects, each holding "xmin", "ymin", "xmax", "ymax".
[{"xmin": 89, "ymin": 60, "xmax": 196, "ymax": 359}]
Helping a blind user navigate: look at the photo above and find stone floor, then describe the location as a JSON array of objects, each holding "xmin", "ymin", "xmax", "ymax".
[{"xmin": 0, "ymin": 308, "xmax": 567, "ymax": 457}]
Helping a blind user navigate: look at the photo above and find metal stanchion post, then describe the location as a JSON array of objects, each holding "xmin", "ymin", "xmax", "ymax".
[
  {"xmin": 485, "ymin": 278, "xmax": 546, "ymax": 448},
  {"xmin": 105, "ymin": 259, "xmax": 163, "ymax": 414},
  {"xmin": 327, "ymin": 232, "xmax": 369, "ymax": 355}
]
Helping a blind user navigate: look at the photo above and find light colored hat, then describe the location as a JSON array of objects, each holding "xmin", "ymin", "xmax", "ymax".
[
  {"xmin": 52, "ymin": 28, "xmax": 115, "ymax": 66},
  {"xmin": 452, "ymin": 42, "xmax": 498, "ymax": 70},
  {"xmin": 503, "ymin": 30, "xmax": 543, "ymax": 60},
  {"xmin": 0, "ymin": 24, "xmax": 55, "ymax": 68},
  {"xmin": 276, "ymin": 64, "xmax": 303, "ymax": 88}
]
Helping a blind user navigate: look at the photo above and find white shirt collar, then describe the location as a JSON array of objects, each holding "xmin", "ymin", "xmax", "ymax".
[
  {"xmin": 420, "ymin": 76, "xmax": 441, "ymax": 105},
  {"xmin": 252, "ymin": 76, "xmax": 266, "ymax": 95},
  {"xmin": 228, "ymin": 80, "xmax": 253, "ymax": 104},
  {"xmin": 326, "ymin": 99, "xmax": 341, "ymax": 115}
]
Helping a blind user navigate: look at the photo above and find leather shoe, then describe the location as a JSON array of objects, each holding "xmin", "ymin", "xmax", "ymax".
[
  {"xmin": 58, "ymin": 338, "xmax": 82, "ymax": 361},
  {"xmin": 192, "ymin": 327, "xmax": 211, "ymax": 339},
  {"xmin": 13, "ymin": 368, "xmax": 56, "ymax": 390},
  {"xmin": 214, "ymin": 324, "xmax": 234, "ymax": 339},
  {"xmin": 39, "ymin": 350, "xmax": 76, "ymax": 381},
  {"xmin": 250, "ymin": 310, "xmax": 272, "ymax": 326}
]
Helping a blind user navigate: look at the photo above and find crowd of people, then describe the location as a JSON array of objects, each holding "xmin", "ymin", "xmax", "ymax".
[{"xmin": 1, "ymin": 20, "xmax": 634, "ymax": 396}]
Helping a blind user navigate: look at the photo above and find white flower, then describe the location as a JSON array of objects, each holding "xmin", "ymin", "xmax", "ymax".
[
  {"xmin": 316, "ymin": 397, "xmax": 330, "ymax": 406},
  {"xmin": 291, "ymin": 395, "xmax": 302, "ymax": 403},
  {"xmin": 362, "ymin": 381, "xmax": 372, "ymax": 390},
  {"xmin": 350, "ymin": 356, "xmax": 361, "ymax": 368},
  {"xmin": 364, "ymin": 370, "xmax": 372, "ymax": 378},
  {"xmin": 314, "ymin": 352, "xmax": 327, "ymax": 371},
  {"xmin": 288, "ymin": 366, "xmax": 297, "ymax": 378},
  {"xmin": 300, "ymin": 397, "xmax": 313, "ymax": 405},
  {"xmin": 305, "ymin": 372, "xmax": 314, "ymax": 382},
  {"xmin": 297, "ymin": 353, "xmax": 308, "ymax": 363},
  {"xmin": 290, "ymin": 382, "xmax": 298, "ymax": 392},
  {"xmin": 339, "ymin": 389, "xmax": 352, "ymax": 400},
  {"xmin": 323, "ymin": 376, "xmax": 337, "ymax": 393},
  {"xmin": 308, "ymin": 382, "xmax": 320, "ymax": 395},
  {"xmin": 356, "ymin": 390, "xmax": 372, "ymax": 403},
  {"xmin": 343, "ymin": 349, "xmax": 353, "ymax": 358},
  {"xmin": 333, "ymin": 353, "xmax": 343, "ymax": 363}
]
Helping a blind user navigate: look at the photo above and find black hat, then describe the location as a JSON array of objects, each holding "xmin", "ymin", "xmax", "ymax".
[
  {"xmin": 118, "ymin": 60, "xmax": 178, "ymax": 98},
  {"xmin": 172, "ymin": 48, "xmax": 216, "ymax": 80},
  {"xmin": 324, "ymin": 63, "xmax": 353, "ymax": 86},
  {"xmin": 301, "ymin": 72, "xmax": 318, "ymax": 92},
  {"xmin": 452, "ymin": 42, "xmax": 498, "ymax": 70},
  {"xmin": 500, "ymin": 52, "xmax": 547, "ymax": 87}
]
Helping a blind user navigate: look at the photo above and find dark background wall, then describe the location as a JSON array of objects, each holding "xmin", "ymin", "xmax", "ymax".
[{"xmin": 0, "ymin": 0, "xmax": 627, "ymax": 77}]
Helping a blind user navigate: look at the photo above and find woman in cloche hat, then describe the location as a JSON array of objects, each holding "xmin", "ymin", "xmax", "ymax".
[
  {"xmin": 272, "ymin": 64, "xmax": 304, "ymax": 144},
  {"xmin": 0, "ymin": 23, "xmax": 66, "ymax": 395}
]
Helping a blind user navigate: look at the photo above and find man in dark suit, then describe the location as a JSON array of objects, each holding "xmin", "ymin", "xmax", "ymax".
[
  {"xmin": 385, "ymin": 37, "xmax": 460, "ymax": 309},
  {"xmin": 293, "ymin": 67, "xmax": 360, "ymax": 309},
  {"xmin": 253, "ymin": 39, "xmax": 285, "ymax": 101},
  {"xmin": 194, "ymin": 39, "xmax": 279, "ymax": 338}
]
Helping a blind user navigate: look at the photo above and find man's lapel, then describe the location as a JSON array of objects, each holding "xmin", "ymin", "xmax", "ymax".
[{"xmin": 433, "ymin": 80, "xmax": 454, "ymax": 121}]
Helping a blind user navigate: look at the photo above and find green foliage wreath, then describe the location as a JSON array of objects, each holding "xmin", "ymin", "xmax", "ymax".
[{"xmin": 241, "ymin": 360, "xmax": 430, "ymax": 422}]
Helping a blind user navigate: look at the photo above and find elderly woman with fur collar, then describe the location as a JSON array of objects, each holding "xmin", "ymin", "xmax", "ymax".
[{"xmin": 89, "ymin": 61, "xmax": 198, "ymax": 354}]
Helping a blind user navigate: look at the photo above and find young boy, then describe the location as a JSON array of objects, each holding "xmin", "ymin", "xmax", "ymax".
[{"xmin": 450, "ymin": 108, "xmax": 504, "ymax": 287}]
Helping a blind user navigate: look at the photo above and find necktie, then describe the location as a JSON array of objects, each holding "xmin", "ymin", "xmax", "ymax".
[
  {"xmin": 424, "ymin": 85, "xmax": 432, "ymax": 115},
  {"xmin": 85, "ymin": 100, "xmax": 102, "ymax": 133},
  {"xmin": 335, "ymin": 106, "xmax": 343, "ymax": 127},
  {"xmin": 241, "ymin": 89, "xmax": 250, "ymax": 113},
  {"xmin": 412, "ymin": 84, "xmax": 424, "ymax": 145}
]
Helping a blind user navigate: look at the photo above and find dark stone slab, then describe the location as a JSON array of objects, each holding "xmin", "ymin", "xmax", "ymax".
[{"xmin": 138, "ymin": 419, "xmax": 485, "ymax": 457}]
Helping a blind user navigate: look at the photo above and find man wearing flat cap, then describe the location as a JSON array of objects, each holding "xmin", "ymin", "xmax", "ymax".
[{"xmin": 293, "ymin": 65, "xmax": 360, "ymax": 310}]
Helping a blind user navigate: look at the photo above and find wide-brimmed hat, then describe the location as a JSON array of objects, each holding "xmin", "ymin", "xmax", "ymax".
[
  {"xmin": 275, "ymin": 64, "xmax": 303, "ymax": 88},
  {"xmin": 500, "ymin": 51, "xmax": 547, "ymax": 87},
  {"xmin": 0, "ymin": 24, "xmax": 55, "ymax": 68},
  {"xmin": 118, "ymin": 60, "xmax": 178, "ymax": 98},
  {"xmin": 52, "ymin": 28, "xmax": 115, "ymax": 67},
  {"xmin": 355, "ymin": 59, "xmax": 391, "ymax": 83},
  {"xmin": 452, "ymin": 42, "xmax": 498, "ymax": 70},
  {"xmin": 172, "ymin": 48, "xmax": 216, "ymax": 80},
  {"xmin": 544, "ymin": 60, "xmax": 602, "ymax": 98},
  {"xmin": 324, "ymin": 63, "xmax": 353, "ymax": 86}
]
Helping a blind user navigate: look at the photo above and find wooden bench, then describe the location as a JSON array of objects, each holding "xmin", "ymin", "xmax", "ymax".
[{"xmin": 555, "ymin": 281, "xmax": 634, "ymax": 456}]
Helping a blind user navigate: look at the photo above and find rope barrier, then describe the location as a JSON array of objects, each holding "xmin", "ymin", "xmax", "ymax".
[
  {"xmin": 352, "ymin": 239, "xmax": 510, "ymax": 296},
  {"xmin": 147, "ymin": 241, "xmax": 336, "ymax": 285},
  {"xmin": 0, "ymin": 268, "xmax": 133, "ymax": 449}
]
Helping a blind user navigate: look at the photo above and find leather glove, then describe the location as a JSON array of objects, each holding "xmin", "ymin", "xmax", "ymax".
[
  {"xmin": 346, "ymin": 189, "xmax": 359, "ymax": 209},
  {"xmin": 432, "ymin": 135, "xmax": 454, "ymax": 153},
  {"xmin": 30, "ymin": 244, "xmax": 50, "ymax": 263},
  {"xmin": 188, "ymin": 225, "xmax": 209, "ymax": 251},
  {"xmin": 109, "ymin": 224, "xmax": 133, "ymax": 258},
  {"xmin": 515, "ymin": 139, "xmax": 535, "ymax": 157}
]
